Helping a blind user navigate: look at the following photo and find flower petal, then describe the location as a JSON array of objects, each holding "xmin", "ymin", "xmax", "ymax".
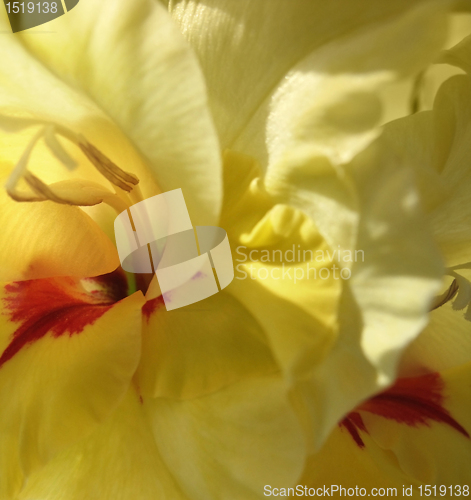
[
  {"xmin": 168, "ymin": 0, "xmax": 449, "ymax": 164},
  {"xmin": 0, "ymin": 277, "xmax": 144, "ymax": 498},
  {"xmin": 262, "ymin": 1, "xmax": 449, "ymax": 169},
  {"xmin": 220, "ymin": 151, "xmax": 341, "ymax": 381},
  {"xmin": 136, "ymin": 291, "xmax": 277, "ymax": 400},
  {"xmin": 441, "ymin": 32, "xmax": 471, "ymax": 74},
  {"xmin": 266, "ymin": 140, "xmax": 443, "ymax": 449},
  {"xmin": 399, "ymin": 301, "xmax": 471, "ymax": 376},
  {"xmin": 145, "ymin": 376, "xmax": 306, "ymax": 500},
  {"xmin": 382, "ymin": 74, "xmax": 471, "ymax": 267},
  {"xmin": 259, "ymin": 4, "xmax": 449, "ymax": 427},
  {"xmin": 18, "ymin": 389, "xmax": 186, "ymax": 500},
  {"xmin": 302, "ymin": 368, "xmax": 471, "ymax": 489},
  {"xmin": 0, "ymin": 125, "xmax": 128, "ymax": 281},
  {"xmin": 0, "ymin": 188, "xmax": 119, "ymax": 282},
  {"xmin": 360, "ymin": 367, "xmax": 471, "ymax": 484},
  {"xmin": 1, "ymin": 0, "xmax": 221, "ymax": 224},
  {"xmin": 300, "ymin": 427, "xmax": 411, "ymax": 491}
]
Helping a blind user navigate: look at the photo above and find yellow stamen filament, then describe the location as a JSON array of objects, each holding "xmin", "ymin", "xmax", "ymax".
[
  {"xmin": 431, "ymin": 279, "xmax": 459, "ymax": 311},
  {"xmin": 5, "ymin": 123, "xmax": 142, "ymax": 214},
  {"xmin": 44, "ymin": 126, "xmax": 78, "ymax": 171},
  {"xmin": 5, "ymin": 127, "xmax": 45, "ymax": 199},
  {"xmin": 24, "ymin": 172, "xmax": 69, "ymax": 204}
]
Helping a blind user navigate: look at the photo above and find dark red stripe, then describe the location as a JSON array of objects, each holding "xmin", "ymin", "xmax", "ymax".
[
  {"xmin": 142, "ymin": 295, "xmax": 165, "ymax": 322},
  {"xmin": 341, "ymin": 373, "xmax": 469, "ymax": 449},
  {"xmin": 340, "ymin": 413, "xmax": 367, "ymax": 448},
  {"xmin": 0, "ymin": 270, "xmax": 125, "ymax": 368}
]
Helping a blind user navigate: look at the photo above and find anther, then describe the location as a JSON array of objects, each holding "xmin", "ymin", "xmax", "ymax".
[
  {"xmin": 77, "ymin": 136, "xmax": 139, "ymax": 192},
  {"xmin": 5, "ymin": 123, "xmax": 142, "ymax": 214}
]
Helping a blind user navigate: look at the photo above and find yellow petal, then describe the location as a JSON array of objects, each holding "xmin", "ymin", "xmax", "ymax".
[
  {"xmin": 0, "ymin": 276, "xmax": 144, "ymax": 498},
  {"xmin": 0, "ymin": 189, "xmax": 119, "ymax": 281},
  {"xmin": 18, "ymin": 389, "xmax": 186, "ymax": 500},
  {"xmin": 300, "ymin": 427, "xmax": 411, "ymax": 491},
  {"xmin": 220, "ymin": 148, "xmax": 442, "ymax": 451},
  {"xmin": 302, "ymin": 367, "xmax": 471, "ymax": 489},
  {"xmin": 220, "ymin": 151, "xmax": 341, "ymax": 380},
  {"xmin": 361, "ymin": 367, "xmax": 471, "ymax": 484},
  {"xmin": 441, "ymin": 32, "xmax": 471, "ymax": 74},
  {"xmin": 2, "ymin": 0, "xmax": 222, "ymax": 225},
  {"xmin": 265, "ymin": 2, "xmax": 450, "ymax": 171},
  {"xmin": 145, "ymin": 375, "xmax": 306, "ymax": 500},
  {"xmin": 136, "ymin": 291, "xmax": 277, "ymax": 400},
  {"xmin": 344, "ymin": 145, "xmax": 444, "ymax": 378},
  {"xmin": 265, "ymin": 139, "xmax": 443, "ymax": 449},
  {"xmin": 228, "ymin": 257, "xmax": 339, "ymax": 381},
  {"xmin": 404, "ymin": 13, "xmax": 471, "ymax": 113},
  {"xmin": 429, "ymin": 76, "xmax": 471, "ymax": 265},
  {"xmin": 168, "ymin": 0, "xmax": 450, "ymax": 162},
  {"xmin": 382, "ymin": 74, "xmax": 471, "ymax": 267},
  {"xmin": 400, "ymin": 301, "xmax": 471, "ymax": 376},
  {"xmin": 0, "ymin": 126, "xmax": 124, "ymax": 267}
]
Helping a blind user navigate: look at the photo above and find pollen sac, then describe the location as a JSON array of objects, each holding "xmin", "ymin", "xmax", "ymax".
[
  {"xmin": 114, "ymin": 189, "xmax": 234, "ymax": 311},
  {"xmin": 3, "ymin": 0, "xmax": 80, "ymax": 33}
]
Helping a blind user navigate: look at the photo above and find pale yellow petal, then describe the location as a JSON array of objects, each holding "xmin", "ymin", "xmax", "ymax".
[
  {"xmin": 412, "ymin": 13, "xmax": 471, "ymax": 113},
  {"xmin": 145, "ymin": 376, "xmax": 306, "ymax": 500},
  {"xmin": 262, "ymin": 1, "xmax": 449, "ymax": 170},
  {"xmin": 399, "ymin": 301, "xmax": 471, "ymax": 376},
  {"xmin": 362, "ymin": 365, "xmax": 471, "ymax": 485},
  {"xmin": 136, "ymin": 291, "xmax": 277, "ymax": 400},
  {"xmin": 220, "ymin": 151, "xmax": 341, "ymax": 381},
  {"xmin": 265, "ymin": 139, "xmax": 443, "ymax": 449},
  {"xmin": 302, "ymin": 366, "xmax": 471, "ymax": 489},
  {"xmin": 168, "ymin": 0, "xmax": 450, "ymax": 162},
  {"xmin": 0, "ymin": 0, "xmax": 221, "ymax": 224},
  {"xmin": 382, "ymin": 74, "xmax": 471, "ymax": 267},
  {"xmin": 18, "ymin": 389, "xmax": 187, "ymax": 500},
  {"xmin": 441, "ymin": 31, "xmax": 471, "ymax": 74},
  {"xmin": 0, "ymin": 278, "xmax": 144, "ymax": 498},
  {"xmin": 301, "ymin": 427, "xmax": 412, "ymax": 491}
]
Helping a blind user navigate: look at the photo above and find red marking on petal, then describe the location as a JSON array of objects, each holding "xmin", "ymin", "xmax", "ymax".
[
  {"xmin": 341, "ymin": 373, "xmax": 469, "ymax": 449},
  {"xmin": 0, "ymin": 270, "xmax": 125, "ymax": 368},
  {"xmin": 340, "ymin": 412, "xmax": 368, "ymax": 448},
  {"xmin": 142, "ymin": 296, "xmax": 165, "ymax": 321},
  {"xmin": 363, "ymin": 373, "xmax": 470, "ymax": 437}
]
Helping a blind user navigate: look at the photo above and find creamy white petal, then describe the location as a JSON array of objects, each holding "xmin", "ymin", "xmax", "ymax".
[{"xmin": 0, "ymin": 0, "xmax": 221, "ymax": 224}]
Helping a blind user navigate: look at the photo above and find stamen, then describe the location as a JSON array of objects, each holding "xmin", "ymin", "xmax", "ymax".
[
  {"xmin": 431, "ymin": 279, "xmax": 459, "ymax": 310},
  {"xmin": 44, "ymin": 125, "xmax": 78, "ymax": 171},
  {"xmin": 23, "ymin": 174, "xmax": 133, "ymax": 212},
  {"xmin": 77, "ymin": 136, "xmax": 139, "ymax": 192},
  {"xmin": 5, "ymin": 122, "xmax": 143, "ymax": 214},
  {"xmin": 5, "ymin": 127, "xmax": 45, "ymax": 200},
  {"xmin": 24, "ymin": 172, "xmax": 67, "ymax": 204},
  {"xmin": 129, "ymin": 184, "xmax": 144, "ymax": 205}
]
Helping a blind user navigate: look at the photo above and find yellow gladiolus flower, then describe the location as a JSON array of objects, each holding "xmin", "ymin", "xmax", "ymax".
[
  {"xmin": 0, "ymin": 1, "xmax": 468, "ymax": 498},
  {"xmin": 300, "ymin": 27, "xmax": 471, "ymax": 491}
]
